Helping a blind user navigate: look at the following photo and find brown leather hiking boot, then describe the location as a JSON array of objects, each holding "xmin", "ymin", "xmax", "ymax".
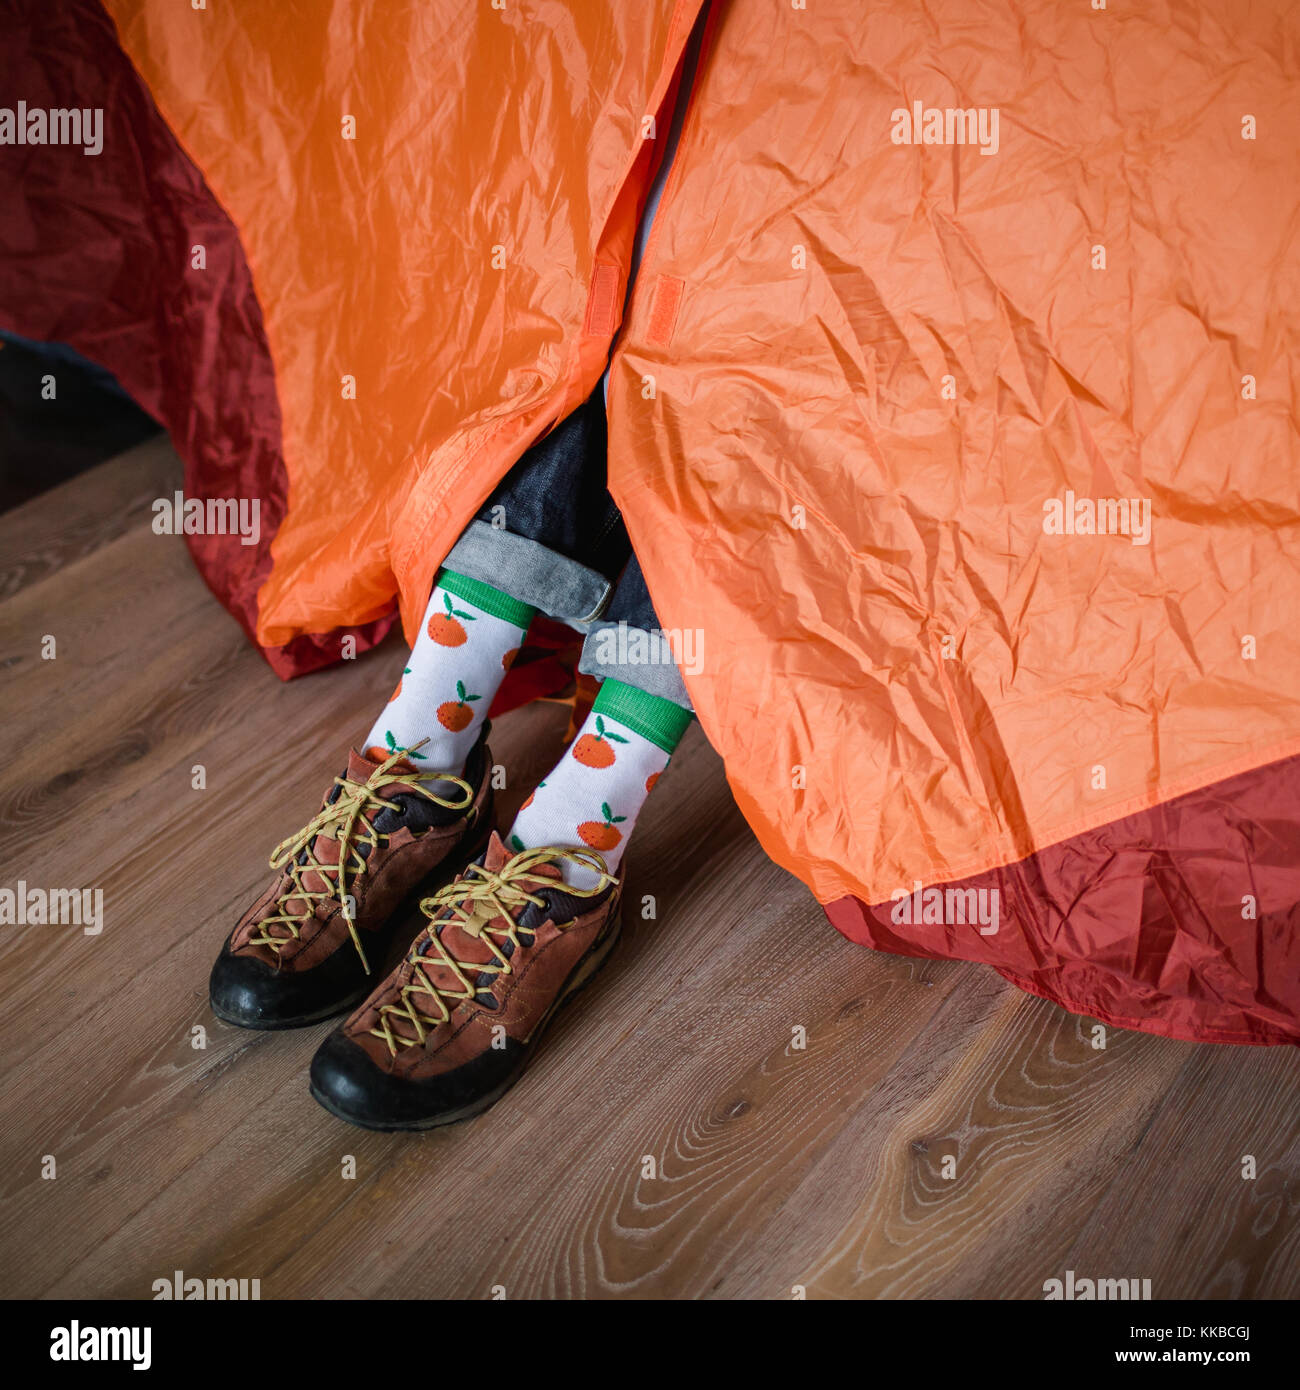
[
  {"xmin": 209, "ymin": 726, "xmax": 494, "ymax": 1029},
  {"xmin": 308, "ymin": 832, "xmax": 622, "ymax": 1130}
]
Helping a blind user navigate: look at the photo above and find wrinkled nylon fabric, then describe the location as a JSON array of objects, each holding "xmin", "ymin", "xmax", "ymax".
[
  {"xmin": 5, "ymin": 0, "xmax": 1299, "ymax": 1043},
  {"xmin": 605, "ymin": 0, "xmax": 1300, "ymax": 1040},
  {"xmin": 827, "ymin": 749, "xmax": 1300, "ymax": 1046},
  {"xmin": 102, "ymin": 0, "xmax": 703, "ymax": 650},
  {"xmin": 0, "ymin": 0, "xmax": 397, "ymax": 676}
]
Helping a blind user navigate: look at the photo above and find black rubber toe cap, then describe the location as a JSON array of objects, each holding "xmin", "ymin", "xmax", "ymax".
[
  {"xmin": 309, "ymin": 1028, "xmax": 522, "ymax": 1131},
  {"xmin": 208, "ymin": 939, "xmax": 367, "ymax": 1030},
  {"xmin": 309, "ymin": 1031, "xmax": 415, "ymax": 1130},
  {"xmin": 208, "ymin": 944, "xmax": 285, "ymax": 1028}
]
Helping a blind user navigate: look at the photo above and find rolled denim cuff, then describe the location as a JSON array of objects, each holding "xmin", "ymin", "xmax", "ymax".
[
  {"xmin": 443, "ymin": 519, "xmax": 612, "ymax": 625},
  {"xmin": 579, "ymin": 619, "xmax": 695, "ymax": 711}
]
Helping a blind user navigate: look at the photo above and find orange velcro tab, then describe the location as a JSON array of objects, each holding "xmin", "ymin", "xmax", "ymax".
[
  {"xmin": 583, "ymin": 262, "xmax": 621, "ymax": 337},
  {"xmin": 646, "ymin": 274, "xmax": 685, "ymax": 346}
]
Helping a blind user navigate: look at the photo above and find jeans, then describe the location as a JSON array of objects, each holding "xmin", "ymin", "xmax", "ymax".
[{"xmin": 442, "ymin": 390, "xmax": 692, "ymax": 709}]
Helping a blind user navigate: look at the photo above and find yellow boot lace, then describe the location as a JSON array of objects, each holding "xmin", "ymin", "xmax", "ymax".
[
  {"xmin": 249, "ymin": 742, "xmax": 474, "ymax": 974},
  {"xmin": 369, "ymin": 847, "xmax": 614, "ymax": 1055}
]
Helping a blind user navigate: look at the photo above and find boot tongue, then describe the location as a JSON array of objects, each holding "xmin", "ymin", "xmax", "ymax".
[
  {"xmin": 277, "ymin": 751, "xmax": 414, "ymax": 922},
  {"xmin": 481, "ymin": 830, "xmax": 553, "ymax": 875},
  {"xmin": 349, "ymin": 745, "xmax": 421, "ymax": 789},
  {"xmin": 401, "ymin": 837, "xmax": 566, "ymax": 1015},
  {"xmin": 479, "ymin": 834, "xmax": 609, "ymax": 919},
  {"xmin": 482, "ymin": 832, "xmax": 512, "ymax": 871}
]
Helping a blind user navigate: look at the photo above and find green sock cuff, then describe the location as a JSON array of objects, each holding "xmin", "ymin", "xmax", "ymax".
[
  {"xmin": 437, "ymin": 568, "xmax": 537, "ymax": 630},
  {"xmin": 591, "ymin": 678, "xmax": 694, "ymax": 755}
]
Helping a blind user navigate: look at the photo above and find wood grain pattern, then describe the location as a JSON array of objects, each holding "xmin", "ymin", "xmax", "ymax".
[{"xmin": 0, "ymin": 438, "xmax": 1296, "ymax": 1300}]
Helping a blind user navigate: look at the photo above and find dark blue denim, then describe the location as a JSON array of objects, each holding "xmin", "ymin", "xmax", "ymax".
[
  {"xmin": 474, "ymin": 388, "xmax": 660, "ymax": 632},
  {"xmin": 603, "ymin": 553, "xmax": 657, "ymax": 631}
]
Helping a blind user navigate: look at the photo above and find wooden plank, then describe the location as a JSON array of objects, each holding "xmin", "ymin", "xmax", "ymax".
[
  {"xmin": 0, "ymin": 436, "xmax": 180, "ymax": 602},
  {"xmin": 714, "ymin": 988, "xmax": 1193, "ymax": 1298},
  {"xmin": 1060, "ymin": 1046, "xmax": 1300, "ymax": 1299}
]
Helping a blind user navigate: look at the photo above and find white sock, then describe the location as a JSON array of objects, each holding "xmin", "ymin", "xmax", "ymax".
[
  {"xmin": 363, "ymin": 572, "xmax": 534, "ymax": 772},
  {"xmin": 508, "ymin": 681, "xmax": 691, "ymax": 888}
]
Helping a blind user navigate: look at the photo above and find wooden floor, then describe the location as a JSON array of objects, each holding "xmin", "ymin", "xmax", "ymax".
[{"xmin": 1, "ymin": 438, "xmax": 1297, "ymax": 1301}]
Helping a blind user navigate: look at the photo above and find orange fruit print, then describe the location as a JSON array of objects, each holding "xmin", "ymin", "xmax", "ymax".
[
  {"xmin": 437, "ymin": 679, "xmax": 481, "ymax": 732},
  {"xmin": 368, "ymin": 731, "xmax": 425, "ymax": 762},
  {"xmin": 502, "ymin": 647, "xmax": 519, "ymax": 670},
  {"xmin": 427, "ymin": 592, "xmax": 476, "ymax": 647},
  {"xmin": 389, "ymin": 666, "xmax": 410, "ymax": 702},
  {"xmin": 577, "ymin": 801, "xmax": 627, "ymax": 851},
  {"xmin": 573, "ymin": 715, "xmax": 629, "ymax": 769},
  {"xmin": 645, "ymin": 771, "xmax": 660, "ymax": 793}
]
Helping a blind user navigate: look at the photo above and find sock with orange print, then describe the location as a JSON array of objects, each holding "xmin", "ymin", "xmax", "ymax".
[
  {"xmin": 363, "ymin": 570, "xmax": 534, "ymax": 773},
  {"xmin": 507, "ymin": 678, "xmax": 693, "ymax": 888}
]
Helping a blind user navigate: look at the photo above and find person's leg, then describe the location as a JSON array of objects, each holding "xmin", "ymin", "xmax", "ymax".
[
  {"xmin": 213, "ymin": 391, "xmax": 622, "ymax": 1033},
  {"xmin": 307, "ymin": 406, "xmax": 668, "ymax": 1128},
  {"xmin": 306, "ymin": 546, "xmax": 699, "ymax": 1128},
  {"xmin": 360, "ymin": 572, "xmax": 533, "ymax": 777},
  {"xmin": 355, "ymin": 385, "xmax": 630, "ymax": 775},
  {"xmin": 508, "ymin": 555, "xmax": 694, "ymax": 886},
  {"xmin": 307, "ymin": 0, "xmax": 713, "ymax": 1123}
]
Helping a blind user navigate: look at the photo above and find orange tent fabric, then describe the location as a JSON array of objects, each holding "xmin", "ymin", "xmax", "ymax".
[
  {"xmin": 5, "ymin": 0, "xmax": 1298, "ymax": 1043},
  {"xmin": 604, "ymin": 1, "xmax": 1300, "ymax": 1041},
  {"xmin": 102, "ymin": 0, "xmax": 704, "ymax": 649},
  {"xmin": 609, "ymin": 0, "xmax": 1300, "ymax": 899}
]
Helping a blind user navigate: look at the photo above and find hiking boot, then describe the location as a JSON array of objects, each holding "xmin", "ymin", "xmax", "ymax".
[
  {"xmin": 308, "ymin": 833, "xmax": 622, "ymax": 1130},
  {"xmin": 209, "ymin": 726, "xmax": 494, "ymax": 1029}
]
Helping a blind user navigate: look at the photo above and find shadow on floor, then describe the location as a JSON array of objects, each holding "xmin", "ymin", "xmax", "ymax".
[{"xmin": 0, "ymin": 333, "xmax": 162, "ymax": 512}]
